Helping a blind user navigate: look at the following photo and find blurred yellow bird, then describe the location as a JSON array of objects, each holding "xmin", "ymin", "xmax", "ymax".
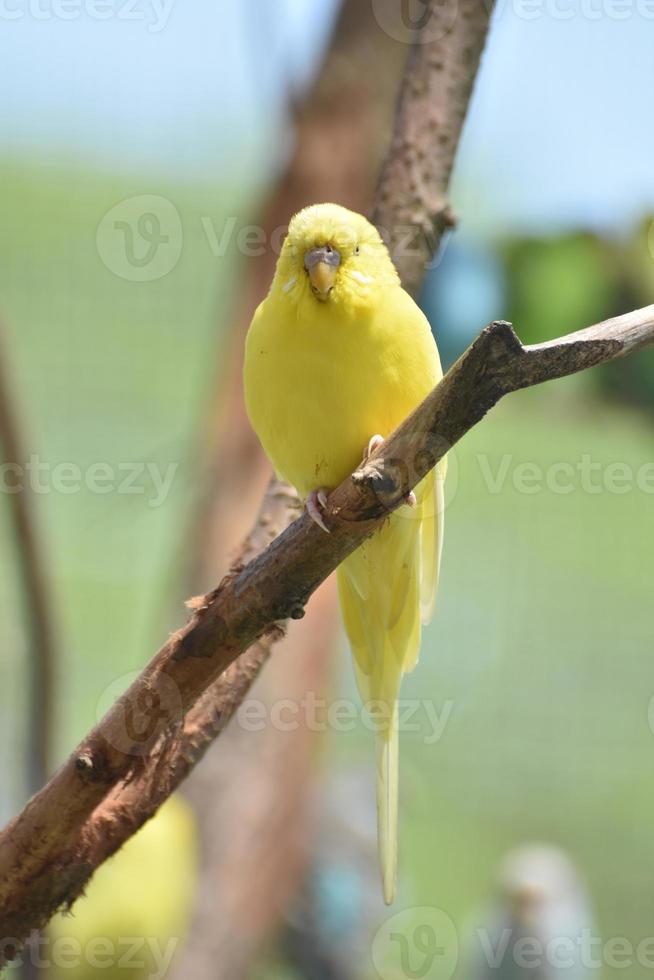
[
  {"xmin": 244, "ymin": 203, "xmax": 446, "ymax": 904},
  {"xmin": 48, "ymin": 796, "xmax": 197, "ymax": 980}
]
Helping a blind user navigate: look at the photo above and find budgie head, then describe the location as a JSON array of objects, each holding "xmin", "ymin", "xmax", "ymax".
[{"xmin": 272, "ymin": 203, "xmax": 399, "ymax": 307}]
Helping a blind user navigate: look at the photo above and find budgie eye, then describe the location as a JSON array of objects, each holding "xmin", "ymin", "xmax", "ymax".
[{"xmin": 354, "ymin": 245, "xmax": 361, "ymax": 255}]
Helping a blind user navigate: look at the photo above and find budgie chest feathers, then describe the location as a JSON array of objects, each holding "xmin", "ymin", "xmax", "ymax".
[{"xmin": 244, "ymin": 203, "xmax": 441, "ymax": 498}]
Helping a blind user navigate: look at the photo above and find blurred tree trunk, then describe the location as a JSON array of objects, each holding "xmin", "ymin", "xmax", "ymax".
[
  {"xmin": 0, "ymin": 324, "xmax": 57, "ymax": 980},
  {"xmin": 0, "ymin": 326, "xmax": 55, "ymax": 798},
  {"xmin": 173, "ymin": 3, "xmax": 411, "ymax": 978}
]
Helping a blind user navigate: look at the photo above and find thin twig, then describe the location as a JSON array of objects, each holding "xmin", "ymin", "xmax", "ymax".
[{"xmin": 0, "ymin": 326, "xmax": 56, "ymax": 795}]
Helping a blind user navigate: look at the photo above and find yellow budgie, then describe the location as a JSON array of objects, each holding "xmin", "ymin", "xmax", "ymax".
[
  {"xmin": 48, "ymin": 795, "xmax": 197, "ymax": 979},
  {"xmin": 244, "ymin": 203, "xmax": 446, "ymax": 904}
]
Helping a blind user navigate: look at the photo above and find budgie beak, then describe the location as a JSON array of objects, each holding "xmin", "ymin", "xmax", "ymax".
[{"xmin": 304, "ymin": 245, "xmax": 340, "ymax": 300}]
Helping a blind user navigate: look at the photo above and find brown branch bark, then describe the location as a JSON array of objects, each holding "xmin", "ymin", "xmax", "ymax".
[
  {"xmin": 171, "ymin": 584, "xmax": 337, "ymax": 980},
  {"xmin": 79, "ymin": 479, "xmax": 300, "ymax": 861},
  {"xmin": 2, "ymin": 301, "xmax": 654, "ymax": 957},
  {"xmin": 373, "ymin": 0, "xmax": 494, "ymax": 294}
]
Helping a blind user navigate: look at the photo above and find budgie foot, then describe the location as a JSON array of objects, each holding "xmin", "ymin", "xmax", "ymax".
[
  {"xmin": 306, "ymin": 488, "xmax": 331, "ymax": 533},
  {"xmin": 364, "ymin": 433, "xmax": 385, "ymax": 458},
  {"xmin": 362, "ymin": 434, "xmax": 416, "ymax": 507}
]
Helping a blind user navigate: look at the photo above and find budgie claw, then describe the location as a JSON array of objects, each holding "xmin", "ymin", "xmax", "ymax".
[
  {"xmin": 306, "ymin": 488, "xmax": 331, "ymax": 533},
  {"xmin": 363, "ymin": 434, "xmax": 415, "ymax": 507},
  {"xmin": 363, "ymin": 433, "xmax": 385, "ymax": 459}
]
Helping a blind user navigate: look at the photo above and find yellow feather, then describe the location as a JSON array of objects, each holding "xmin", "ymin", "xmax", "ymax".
[
  {"xmin": 244, "ymin": 203, "xmax": 446, "ymax": 903},
  {"xmin": 377, "ymin": 705, "xmax": 399, "ymax": 906}
]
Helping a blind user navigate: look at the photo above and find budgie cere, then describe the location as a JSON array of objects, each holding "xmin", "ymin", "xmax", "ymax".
[{"xmin": 244, "ymin": 203, "xmax": 446, "ymax": 904}]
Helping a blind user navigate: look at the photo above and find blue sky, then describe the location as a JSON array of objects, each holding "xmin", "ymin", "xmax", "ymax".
[{"xmin": 2, "ymin": 0, "xmax": 653, "ymax": 233}]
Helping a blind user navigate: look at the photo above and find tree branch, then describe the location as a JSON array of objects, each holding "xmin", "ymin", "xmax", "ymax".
[
  {"xmin": 373, "ymin": 0, "xmax": 494, "ymax": 294},
  {"xmin": 76, "ymin": 478, "xmax": 299, "ymax": 864},
  {"xmin": 1, "ymin": 302, "xmax": 654, "ymax": 956}
]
